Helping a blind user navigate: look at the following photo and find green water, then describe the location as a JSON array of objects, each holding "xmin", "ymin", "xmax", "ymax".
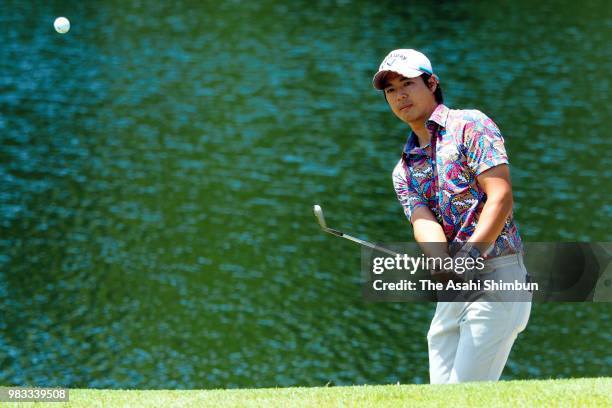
[{"xmin": 1, "ymin": 0, "xmax": 610, "ymax": 388}]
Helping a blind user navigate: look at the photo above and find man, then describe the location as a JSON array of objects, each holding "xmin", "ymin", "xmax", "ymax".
[{"xmin": 372, "ymin": 49, "xmax": 532, "ymax": 384}]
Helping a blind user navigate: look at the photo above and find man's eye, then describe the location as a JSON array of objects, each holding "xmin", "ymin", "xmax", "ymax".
[
  {"xmin": 385, "ymin": 88, "xmax": 394, "ymax": 94},
  {"xmin": 404, "ymin": 81, "xmax": 412, "ymax": 86}
]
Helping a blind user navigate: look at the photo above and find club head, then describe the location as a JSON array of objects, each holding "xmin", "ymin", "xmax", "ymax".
[{"xmin": 313, "ymin": 204, "xmax": 327, "ymax": 229}]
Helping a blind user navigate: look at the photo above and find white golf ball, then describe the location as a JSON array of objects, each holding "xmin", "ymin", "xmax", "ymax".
[{"xmin": 54, "ymin": 17, "xmax": 70, "ymax": 34}]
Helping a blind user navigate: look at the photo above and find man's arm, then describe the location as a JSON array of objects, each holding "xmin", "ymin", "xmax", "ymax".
[
  {"xmin": 461, "ymin": 111, "xmax": 514, "ymax": 256},
  {"xmin": 411, "ymin": 206, "xmax": 449, "ymax": 259},
  {"xmin": 392, "ymin": 159, "xmax": 449, "ymax": 259},
  {"xmin": 468, "ymin": 164, "xmax": 513, "ymax": 254}
]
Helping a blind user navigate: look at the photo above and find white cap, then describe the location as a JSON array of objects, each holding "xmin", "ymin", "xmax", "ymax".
[{"xmin": 372, "ymin": 49, "xmax": 435, "ymax": 90}]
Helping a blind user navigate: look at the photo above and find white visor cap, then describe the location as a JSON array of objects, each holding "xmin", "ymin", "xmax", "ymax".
[{"xmin": 372, "ymin": 49, "xmax": 435, "ymax": 90}]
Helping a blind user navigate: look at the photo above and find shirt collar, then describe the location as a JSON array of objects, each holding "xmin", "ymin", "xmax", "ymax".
[
  {"xmin": 427, "ymin": 103, "xmax": 449, "ymax": 128},
  {"xmin": 405, "ymin": 131, "xmax": 419, "ymax": 152},
  {"xmin": 403, "ymin": 104, "xmax": 449, "ymax": 154}
]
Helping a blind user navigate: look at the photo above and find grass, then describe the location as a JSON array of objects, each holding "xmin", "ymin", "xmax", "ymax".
[{"xmin": 7, "ymin": 377, "xmax": 611, "ymax": 407}]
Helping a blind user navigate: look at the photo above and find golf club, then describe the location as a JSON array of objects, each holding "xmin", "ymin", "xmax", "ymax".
[{"xmin": 313, "ymin": 204, "xmax": 400, "ymax": 257}]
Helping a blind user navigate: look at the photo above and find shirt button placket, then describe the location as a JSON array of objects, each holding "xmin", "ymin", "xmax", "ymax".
[{"xmin": 430, "ymin": 130, "xmax": 439, "ymax": 207}]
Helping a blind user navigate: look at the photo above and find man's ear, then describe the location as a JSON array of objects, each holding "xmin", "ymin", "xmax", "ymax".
[{"xmin": 429, "ymin": 79, "xmax": 438, "ymax": 92}]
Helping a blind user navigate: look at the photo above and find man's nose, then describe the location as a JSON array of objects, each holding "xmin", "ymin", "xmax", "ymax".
[{"xmin": 396, "ymin": 89, "xmax": 408, "ymax": 101}]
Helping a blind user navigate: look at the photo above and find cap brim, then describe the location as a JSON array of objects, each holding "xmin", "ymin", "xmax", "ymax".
[{"xmin": 372, "ymin": 68, "xmax": 423, "ymax": 90}]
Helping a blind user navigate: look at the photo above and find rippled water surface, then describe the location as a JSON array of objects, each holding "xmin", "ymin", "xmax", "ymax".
[{"xmin": 1, "ymin": 0, "xmax": 610, "ymax": 388}]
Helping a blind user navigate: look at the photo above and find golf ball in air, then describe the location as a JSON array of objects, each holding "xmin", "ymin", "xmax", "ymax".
[{"xmin": 54, "ymin": 17, "xmax": 70, "ymax": 34}]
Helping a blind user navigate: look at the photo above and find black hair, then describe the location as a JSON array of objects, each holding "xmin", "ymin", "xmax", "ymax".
[{"xmin": 420, "ymin": 73, "xmax": 444, "ymax": 104}]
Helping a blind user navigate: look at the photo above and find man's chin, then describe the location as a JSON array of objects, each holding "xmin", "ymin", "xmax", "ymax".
[
  {"xmin": 402, "ymin": 112, "xmax": 419, "ymax": 123},
  {"xmin": 395, "ymin": 110, "xmax": 420, "ymax": 124}
]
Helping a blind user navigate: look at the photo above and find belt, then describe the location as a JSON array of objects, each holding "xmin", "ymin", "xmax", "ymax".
[
  {"xmin": 479, "ymin": 252, "xmax": 533, "ymax": 293},
  {"xmin": 482, "ymin": 252, "xmax": 523, "ymax": 270}
]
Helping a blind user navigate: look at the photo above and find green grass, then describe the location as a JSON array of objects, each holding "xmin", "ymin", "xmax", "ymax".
[{"xmin": 7, "ymin": 377, "xmax": 611, "ymax": 407}]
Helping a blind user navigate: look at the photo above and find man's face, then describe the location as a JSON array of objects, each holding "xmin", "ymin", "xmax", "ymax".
[{"xmin": 383, "ymin": 72, "xmax": 437, "ymax": 125}]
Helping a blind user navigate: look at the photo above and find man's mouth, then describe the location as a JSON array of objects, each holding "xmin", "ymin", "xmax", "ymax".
[{"xmin": 400, "ymin": 104, "xmax": 413, "ymax": 111}]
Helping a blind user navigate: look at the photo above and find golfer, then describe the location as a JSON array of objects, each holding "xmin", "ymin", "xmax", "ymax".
[{"xmin": 372, "ymin": 49, "xmax": 532, "ymax": 384}]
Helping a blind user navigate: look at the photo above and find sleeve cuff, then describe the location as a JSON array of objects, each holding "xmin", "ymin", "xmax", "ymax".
[{"xmin": 474, "ymin": 157, "xmax": 509, "ymax": 176}]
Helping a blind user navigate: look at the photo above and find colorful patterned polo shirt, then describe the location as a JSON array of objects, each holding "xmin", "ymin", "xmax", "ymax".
[{"xmin": 391, "ymin": 104, "xmax": 522, "ymax": 258}]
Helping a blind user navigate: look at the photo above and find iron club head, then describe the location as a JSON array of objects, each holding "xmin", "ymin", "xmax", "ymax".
[{"xmin": 313, "ymin": 204, "xmax": 327, "ymax": 229}]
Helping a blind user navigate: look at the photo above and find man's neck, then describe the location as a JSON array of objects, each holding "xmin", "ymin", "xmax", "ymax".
[
  {"xmin": 411, "ymin": 123, "xmax": 432, "ymax": 147},
  {"xmin": 409, "ymin": 103, "xmax": 438, "ymax": 147}
]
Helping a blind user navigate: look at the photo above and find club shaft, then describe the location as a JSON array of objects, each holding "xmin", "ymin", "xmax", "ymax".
[{"xmin": 323, "ymin": 228, "xmax": 399, "ymax": 257}]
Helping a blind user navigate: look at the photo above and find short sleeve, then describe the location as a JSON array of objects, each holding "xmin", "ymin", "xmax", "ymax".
[
  {"xmin": 463, "ymin": 111, "xmax": 509, "ymax": 176},
  {"xmin": 392, "ymin": 159, "xmax": 428, "ymax": 222}
]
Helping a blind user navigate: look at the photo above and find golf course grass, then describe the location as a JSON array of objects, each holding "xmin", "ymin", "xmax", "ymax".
[{"xmin": 7, "ymin": 377, "xmax": 611, "ymax": 407}]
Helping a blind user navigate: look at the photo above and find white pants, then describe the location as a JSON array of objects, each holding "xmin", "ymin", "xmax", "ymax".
[{"xmin": 427, "ymin": 253, "xmax": 532, "ymax": 384}]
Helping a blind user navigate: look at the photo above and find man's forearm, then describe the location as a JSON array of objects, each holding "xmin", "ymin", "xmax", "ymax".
[
  {"xmin": 468, "ymin": 194, "xmax": 513, "ymax": 253},
  {"xmin": 412, "ymin": 208, "xmax": 449, "ymax": 258}
]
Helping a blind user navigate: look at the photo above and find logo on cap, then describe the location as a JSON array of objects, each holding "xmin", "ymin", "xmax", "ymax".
[{"xmin": 385, "ymin": 58, "xmax": 397, "ymax": 67}]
